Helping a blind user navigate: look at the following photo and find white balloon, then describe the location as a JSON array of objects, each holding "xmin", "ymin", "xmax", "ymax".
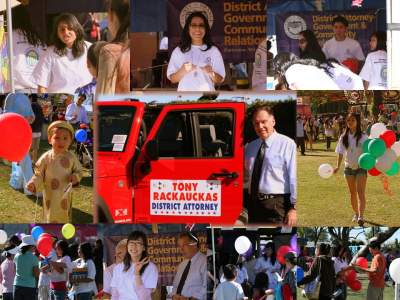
[
  {"xmin": 391, "ymin": 141, "xmax": 400, "ymax": 157},
  {"xmin": 0, "ymin": 229, "xmax": 8, "ymax": 244},
  {"xmin": 375, "ymin": 149, "xmax": 397, "ymax": 172},
  {"xmin": 318, "ymin": 163, "xmax": 333, "ymax": 179},
  {"xmin": 389, "ymin": 258, "xmax": 400, "ymax": 284},
  {"xmin": 369, "ymin": 123, "xmax": 387, "ymax": 139},
  {"xmin": 234, "ymin": 236, "xmax": 251, "ymax": 255}
]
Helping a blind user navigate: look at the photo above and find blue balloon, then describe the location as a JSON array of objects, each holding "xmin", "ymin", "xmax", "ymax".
[
  {"xmin": 31, "ymin": 226, "xmax": 44, "ymax": 241},
  {"xmin": 75, "ymin": 129, "xmax": 87, "ymax": 143},
  {"xmin": 297, "ymin": 266, "xmax": 304, "ymax": 282}
]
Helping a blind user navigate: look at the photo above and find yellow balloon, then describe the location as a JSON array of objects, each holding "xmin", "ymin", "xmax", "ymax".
[{"xmin": 62, "ymin": 223, "xmax": 76, "ymax": 239}]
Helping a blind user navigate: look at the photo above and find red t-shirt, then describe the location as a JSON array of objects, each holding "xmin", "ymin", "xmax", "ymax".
[{"xmin": 368, "ymin": 252, "xmax": 386, "ymax": 288}]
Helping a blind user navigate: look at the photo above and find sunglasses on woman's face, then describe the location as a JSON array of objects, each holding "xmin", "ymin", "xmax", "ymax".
[{"xmin": 190, "ymin": 23, "xmax": 206, "ymax": 29}]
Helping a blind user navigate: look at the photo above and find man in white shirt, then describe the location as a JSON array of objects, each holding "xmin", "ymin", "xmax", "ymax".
[
  {"xmin": 172, "ymin": 232, "xmax": 207, "ymax": 300},
  {"xmin": 65, "ymin": 94, "xmax": 89, "ymax": 129},
  {"xmin": 322, "ymin": 15, "xmax": 365, "ymax": 67},
  {"xmin": 245, "ymin": 106, "xmax": 297, "ymax": 226}
]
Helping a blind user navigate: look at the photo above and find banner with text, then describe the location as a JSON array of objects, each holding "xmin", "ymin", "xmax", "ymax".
[
  {"xmin": 167, "ymin": 0, "xmax": 266, "ymax": 63},
  {"xmin": 275, "ymin": 10, "xmax": 377, "ymax": 58}
]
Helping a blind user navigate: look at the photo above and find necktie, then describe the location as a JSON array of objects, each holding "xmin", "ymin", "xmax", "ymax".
[
  {"xmin": 250, "ymin": 141, "xmax": 266, "ymax": 199},
  {"xmin": 176, "ymin": 260, "xmax": 191, "ymax": 295}
]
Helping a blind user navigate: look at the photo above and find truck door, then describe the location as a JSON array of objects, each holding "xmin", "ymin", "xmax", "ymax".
[
  {"xmin": 134, "ymin": 102, "xmax": 244, "ymax": 224},
  {"xmin": 96, "ymin": 101, "xmax": 145, "ymax": 223}
]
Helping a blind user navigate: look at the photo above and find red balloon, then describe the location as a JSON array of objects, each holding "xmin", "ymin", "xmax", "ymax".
[
  {"xmin": 348, "ymin": 279, "xmax": 362, "ymax": 291},
  {"xmin": 0, "ymin": 113, "xmax": 32, "ymax": 162},
  {"xmin": 345, "ymin": 269, "xmax": 357, "ymax": 283},
  {"xmin": 368, "ymin": 167, "xmax": 381, "ymax": 176},
  {"xmin": 37, "ymin": 236, "xmax": 53, "ymax": 257},
  {"xmin": 277, "ymin": 245, "xmax": 292, "ymax": 264},
  {"xmin": 356, "ymin": 257, "xmax": 369, "ymax": 268},
  {"xmin": 379, "ymin": 130, "xmax": 396, "ymax": 148}
]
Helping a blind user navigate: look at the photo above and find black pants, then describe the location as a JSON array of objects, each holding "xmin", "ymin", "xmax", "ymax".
[
  {"xmin": 13, "ymin": 286, "xmax": 37, "ymax": 300},
  {"xmin": 249, "ymin": 194, "xmax": 291, "ymax": 224},
  {"xmin": 326, "ymin": 137, "xmax": 332, "ymax": 149},
  {"xmin": 297, "ymin": 136, "xmax": 305, "ymax": 154}
]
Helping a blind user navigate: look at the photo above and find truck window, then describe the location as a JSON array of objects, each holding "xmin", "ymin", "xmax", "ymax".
[
  {"xmin": 196, "ymin": 111, "xmax": 234, "ymax": 158},
  {"xmin": 98, "ymin": 106, "xmax": 136, "ymax": 152},
  {"xmin": 156, "ymin": 112, "xmax": 194, "ymax": 157}
]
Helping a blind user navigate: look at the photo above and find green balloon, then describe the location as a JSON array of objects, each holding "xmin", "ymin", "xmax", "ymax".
[
  {"xmin": 362, "ymin": 139, "xmax": 372, "ymax": 153},
  {"xmin": 386, "ymin": 161, "xmax": 399, "ymax": 176},
  {"xmin": 358, "ymin": 153, "xmax": 376, "ymax": 170},
  {"xmin": 368, "ymin": 138, "xmax": 386, "ymax": 158}
]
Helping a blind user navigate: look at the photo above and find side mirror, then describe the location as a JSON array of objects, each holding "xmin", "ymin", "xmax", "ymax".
[{"xmin": 145, "ymin": 139, "xmax": 159, "ymax": 161}]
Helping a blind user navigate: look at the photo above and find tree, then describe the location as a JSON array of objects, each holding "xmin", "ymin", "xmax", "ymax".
[{"xmin": 297, "ymin": 227, "xmax": 328, "ymax": 247}]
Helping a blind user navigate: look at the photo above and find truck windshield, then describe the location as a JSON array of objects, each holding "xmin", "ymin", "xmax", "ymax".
[{"xmin": 98, "ymin": 106, "xmax": 136, "ymax": 152}]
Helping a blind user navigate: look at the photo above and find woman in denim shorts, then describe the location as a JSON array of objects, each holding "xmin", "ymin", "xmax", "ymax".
[{"xmin": 333, "ymin": 113, "xmax": 368, "ymax": 225}]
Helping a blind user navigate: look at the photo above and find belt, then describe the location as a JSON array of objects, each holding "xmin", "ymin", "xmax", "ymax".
[{"xmin": 258, "ymin": 193, "xmax": 287, "ymax": 200}]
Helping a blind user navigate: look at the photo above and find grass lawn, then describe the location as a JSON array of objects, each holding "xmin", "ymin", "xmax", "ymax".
[
  {"xmin": 297, "ymin": 272, "xmax": 395, "ymax": 299},
  {"xmin": 297, "ymin": 140, "xmax": 400, "ymax": 227},
  {"xmin": 0, "ymin": 140, "xmax": 93, "ymax": 223}
]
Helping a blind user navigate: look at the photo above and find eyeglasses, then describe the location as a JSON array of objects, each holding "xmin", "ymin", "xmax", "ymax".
[
  {"xmin": 128, "ymin": 241, "xmax": 144, "ymax": 247},
  {"xmin": 190, "ymin": 23, "xmax": 206, "ymax": 29}
]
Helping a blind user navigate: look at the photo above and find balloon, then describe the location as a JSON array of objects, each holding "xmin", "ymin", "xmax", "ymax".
[
  {"xmin": 369, "ymin": 123, "xmax": 387, "ymax": 139},
  {"xmin": 378, "ymin": 104, "xmax": 384, "ymax": 111},
  {"xmin": 362, "ymin": 139, "xmax": 372, "ymax": 153},
  {"xmin": 368, "ymin": 138, "xmax": 386, "ymax": 158},
  {"xmin": 296, "ymin": 266, "xmax": 304, "ymax": 282},
  {"xmin": 75, "ymin": 129, "xmax": 87, "ymax": 143},
  {"xmin": 62, "ymin": 223, "xmax": 76, "ymax": 239},
  {"xmin": 386, "ymin": 161, "xmax": 399, "ymax": 176},
  {"xmin": 318, "ymin": 163, "xmax": 333, "ymax": 179},
  {"xmin": 277, "ymin": 245, "xmax": 292, "ymax": 264},
  {"xmin": 356, "ymin": 257, "xmax": 368, "ymax": 268},
  {"xmin": 389, "ymin": 258, "xmax": 400, "ymax": 284},
  {"xmin": 391, "ymin": 141, "xmax": 400, "ymax": 157},
  {"xmin": 31, "ymin": 226, "xmax": 44, "ymax": 241},
  {"xmin": 368, "ymin": 167, "xmax": 381, "ymax": 176},
  {"xmin": 37, "ymin": 236, "xmax": 53, "ymax": 257},
  {"xmin": 358, "ymin": 153, "xmax": 375, "ymax": 170},
  {"xmin": 0, "ymin": 229, "xmax": 8, "ymax": 244},
  {"xmin": 348, "ymin": 279, "xmax": 362, "ymax": 291},
  {"xmin": 379, "ymin": 130, "xmax": 396, "ymax": 148},
  {"xmin": 0, "ymin": 113, "xmax": 32, "ymax": 162},
  {"xmin": 39, "ymin": 233, "xmax": 52, "ymax": 240},
  {"xmin": 345, "ymin": 269, "xmax": 357, "ymax": 283},
  {"xmin": 376, "ymin": 149, "xmax": 397, "ymax": 172}
]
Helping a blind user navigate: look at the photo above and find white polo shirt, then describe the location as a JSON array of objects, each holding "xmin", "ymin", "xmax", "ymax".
[{"xmin": 359, "ymin": 50, "xmax": 387, "ymax": 90}]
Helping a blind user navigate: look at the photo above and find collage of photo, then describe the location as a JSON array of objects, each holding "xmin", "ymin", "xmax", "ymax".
[{"xmin": 1, "ymin": 0, "xmax": 400, "ymax": 299}]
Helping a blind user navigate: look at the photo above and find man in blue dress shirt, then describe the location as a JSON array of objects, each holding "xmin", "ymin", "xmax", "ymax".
[{"xmin": 245, "ymin": 105, "xmax": 297, "ymax": 226}]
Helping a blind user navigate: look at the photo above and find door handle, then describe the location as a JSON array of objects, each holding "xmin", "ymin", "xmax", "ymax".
[{"xmin": 212, "ymin": 172, "xmax": 239, "ymax": 179}]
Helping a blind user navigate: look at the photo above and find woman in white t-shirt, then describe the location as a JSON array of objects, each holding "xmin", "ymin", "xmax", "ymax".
[
  {"xmin": 110, "ymin": 231, "xmax": 158, "ymax": 300},
  {"xmin": 254, "ymin": 242, "xmax": 281, "ymax": 290},
  {"xmin": 48, "ymin": 240, "xmax": 73, "ymax": 300},
  {"xmin": 33, "ymin": 13, "xmax": 92, "ymax": 94},
  {"xmin": 359, "ymin": 31, "xmax": 387, "ymax": 90},
  {"xmin": 333, "ymin": 113, "xmax": 368, "ymax": 225},
  {"xmin": 70, "ymin": 242, "xmax": 98, "ymax": 300},
  {"xmin": 167, "ymin": 11, "xmax": 225, "ymax": 91},
  {"xmin": 331, "ymin": 245, "xmax": 353, "ymax": 300},
  {"xmin": 103, "ymin": 238, "xmax": 127, "ymax": 299},
  {"xmin": 273, "ymin": 52, "xmax": 363, "ymax": 90},
  {"xmin": 11, "ymin": 5, "xmax": 46, "ymax": 92}
]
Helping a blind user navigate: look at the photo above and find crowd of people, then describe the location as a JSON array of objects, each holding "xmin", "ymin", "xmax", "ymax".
[
  {"xmin": 8, "ymin": 0, "xmax": 129, "ymax": 96},
  {"xmin": 211, "ymin": 241, "xmax": 297, "ymax": 300},
  {"xmin": 272, "ymin": 15, "xmax": 387, "ymax": 90},
  {"xmin": 0, "ymin": 233, "xmax": 102, "ymax": 300}
]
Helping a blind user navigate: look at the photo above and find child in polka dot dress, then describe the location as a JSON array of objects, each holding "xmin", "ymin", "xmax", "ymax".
[{"xmin": 26, "ymin": 121, "xmax": 83, "ymax": 223}]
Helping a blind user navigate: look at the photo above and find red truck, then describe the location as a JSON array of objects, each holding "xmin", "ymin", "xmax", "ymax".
[{"xmin": 96, "ymin": 100, "xmax": 244, "ymax": 224}]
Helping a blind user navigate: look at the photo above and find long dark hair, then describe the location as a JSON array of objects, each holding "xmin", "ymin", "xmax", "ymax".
[
  {"xmin": 273, "ymin": 52, "xmax": 336, "ymax": 89},
  {"xmin": 263, "ymin": 242, "xmax": 277, "ymax": 265},
  {"xmin": 51, "ymin": 13, "xmax": 86, "ymax": 58},
  {"xmin": 107, "ymin": 0, "xmax": 130, "ymax": 44},
  {"xmin": 370, "ymin": 31, "xmax": 386, "ymax": 52},
  {"xmin": 123, "ymin": 231, "xmax": 149, "ymax": 276},
  {"xmin": 79, "ymin": 242, "xmax": 93, "ymax": 261},
  {"xmin": 179, "ymin": 11, "xmax": 214, "ymax": 53},
  {"xmin": 56, "ymin": 240, "xmax": 70, "ymax": 258},
  {"xmin": 298, "ymin": 30, "xmax": 326, "ymax": 63},
  {"xmin": 342, "ymin": 113, "xmax": 363, "ymax": 149},
  {"xmin": 11, "ymin": 5, "xmax": 45, "ymax": 47}
]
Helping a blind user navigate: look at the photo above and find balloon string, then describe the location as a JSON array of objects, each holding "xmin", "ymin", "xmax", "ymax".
[
  {"xmin": 34, "ymin": 194, "xmax": 39, "ymax": 223},
  {"xmin": 380, "ymin": 174, "xmax": 393, "ymax": 197}
]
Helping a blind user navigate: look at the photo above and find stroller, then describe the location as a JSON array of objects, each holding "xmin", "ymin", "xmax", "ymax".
[{"xmin": 75, "ymin": 123, "xmax": 93, "ymax": 177}]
